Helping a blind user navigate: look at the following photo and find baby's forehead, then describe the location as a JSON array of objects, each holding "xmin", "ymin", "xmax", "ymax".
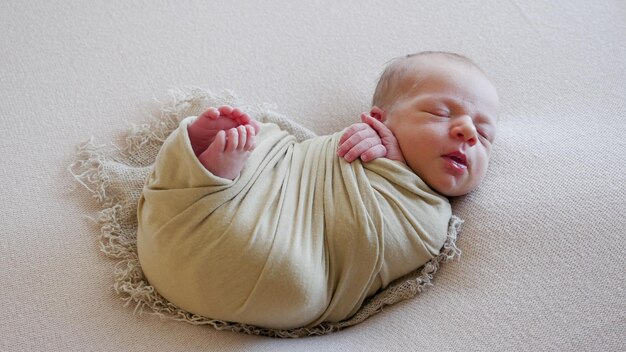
[
  {"xmin": 407, "ymin": 58, "xmax": 496, "ymax": 94},
  {"xmin": 384, "ymin": 57, "xmax": 455, "ymax": 93}
]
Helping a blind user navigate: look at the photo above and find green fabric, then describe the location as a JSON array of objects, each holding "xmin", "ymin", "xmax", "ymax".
[{"xmin": 137, "ymin": 116, "xmax": 451, "ymax": 330}]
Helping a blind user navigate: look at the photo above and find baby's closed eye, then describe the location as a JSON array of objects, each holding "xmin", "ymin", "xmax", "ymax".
[
  {"xmin": 427, "ymin": 109, "xmax": 450, "ymax": 117},
  {"xmin": 420, "ymin": 103, "xmax": 450, "ymax": 117}
]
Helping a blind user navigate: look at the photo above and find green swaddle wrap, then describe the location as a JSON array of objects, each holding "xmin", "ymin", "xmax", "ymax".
[{"xmin": 137, "ymin": 116, "xmax": 451, "ymax": 330}]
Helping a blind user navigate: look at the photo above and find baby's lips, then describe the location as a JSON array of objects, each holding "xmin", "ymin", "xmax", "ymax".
[{"xmin": 442, "ymin": 151, "xmax": 467, "ymax": 166}]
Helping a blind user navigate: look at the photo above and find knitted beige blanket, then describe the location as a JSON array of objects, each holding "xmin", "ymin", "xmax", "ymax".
[{"xmin": 68, "ymin": 88, "xmax": 462, "ymax": 337}]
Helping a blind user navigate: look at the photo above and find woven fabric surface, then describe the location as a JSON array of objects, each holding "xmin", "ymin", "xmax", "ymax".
[{"xmin": 1, "ymin": 0, "xmax": 625, "ymax": 351}]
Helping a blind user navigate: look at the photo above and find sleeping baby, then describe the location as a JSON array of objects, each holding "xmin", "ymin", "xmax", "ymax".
[{"xmin": 137, "ymin": 51, "xmax": 499, "ymax": 330}]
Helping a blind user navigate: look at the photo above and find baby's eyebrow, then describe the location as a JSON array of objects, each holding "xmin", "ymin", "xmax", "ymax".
[
  {"xmin": 414, "ymin": 94, "xmax": 457, "ymax": 107},
  {"xmin": 428, "ymin": 96, "xmax": 468, "ymax": 112}
]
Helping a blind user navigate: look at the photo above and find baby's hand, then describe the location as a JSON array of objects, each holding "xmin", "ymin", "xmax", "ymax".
[
  {"xmin": 337, "ymin": 121, "xmax": 384, "ymax": 162},
  {"xmin": 337, "ymin": 113, "xmax": 405, "ymax": 163}
]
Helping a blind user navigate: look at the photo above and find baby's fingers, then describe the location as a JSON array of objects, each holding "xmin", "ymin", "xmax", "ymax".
[
  {"xmin": 337, "ymin": 129, "xmax": 379, "ymax": 158},
  {"xmin": 361, "ymin": 114, "xmax": 394, "ymax": 140},
  {"xmin": 338, "ymin": 123, "xmax": 369, "ymax": 146},
  {"xmin": 361, "ymin": 144, "xmax": 387, "ymax": 163},
  {"xmin": 361, "ymin": 113, "xmax": 405, "ymax": 162},
  {"xmin": 341, "ymin": 137, "xmax": 382, "ymax": 162}
]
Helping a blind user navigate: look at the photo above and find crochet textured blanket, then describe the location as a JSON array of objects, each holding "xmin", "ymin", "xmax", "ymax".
[{"xmin": 69, "ymin": 89, "xmax": 462, "ymax": 337}]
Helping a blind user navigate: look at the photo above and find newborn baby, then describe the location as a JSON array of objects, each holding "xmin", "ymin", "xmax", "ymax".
[{"xmin": 137, "ymin": 51, "xmax": 499, "ymax": 330}]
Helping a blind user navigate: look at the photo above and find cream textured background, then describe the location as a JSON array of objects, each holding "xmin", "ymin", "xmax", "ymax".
[{"xmin": 1, "ymin": 0, "xmax": 625, "ymax": 351}]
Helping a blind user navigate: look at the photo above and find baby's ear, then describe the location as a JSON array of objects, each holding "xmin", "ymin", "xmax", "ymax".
[{"xmin": 370, "ymin": 106, "xmax": 387, "ymax": 122}]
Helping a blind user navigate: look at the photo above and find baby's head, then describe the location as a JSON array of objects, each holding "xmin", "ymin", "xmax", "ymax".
[{"xmin": 370, "ymin": 51, "xmax": 499, "ymax": 197}]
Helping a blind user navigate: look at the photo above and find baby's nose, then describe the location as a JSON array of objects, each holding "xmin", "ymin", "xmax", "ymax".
[{"xmin": 451, "ymin": 118, "xmax": 477, "ymax": 146}]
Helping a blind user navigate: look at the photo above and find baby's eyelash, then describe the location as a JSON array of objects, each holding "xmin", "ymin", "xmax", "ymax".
[
  {"xmin": 478, "ymin": 131, "xmax": 491, "ymax": 142},
  {"xmin": 428, "ymin": 110, "xmax": 449, "ymax": 117}
]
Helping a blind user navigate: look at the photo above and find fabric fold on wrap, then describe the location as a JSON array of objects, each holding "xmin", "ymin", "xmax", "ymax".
[{"xmin": 137, "ymin": 116, "xmax": 451, "ymax": 330}]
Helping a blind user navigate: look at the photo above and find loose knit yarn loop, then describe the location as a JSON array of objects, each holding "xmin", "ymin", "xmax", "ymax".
[{"xmin": 68, "ymin": 88, "xmax": 462, "ymax": 338}]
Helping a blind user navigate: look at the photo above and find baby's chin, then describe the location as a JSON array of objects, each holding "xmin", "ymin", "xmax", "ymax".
[
  {"xmin": 436, "ymin": 186, "xmax": 473, "ymax": 197},
  {"xmin": 426, "ymin": 175, "xmax": 481, "ymax": 197}
]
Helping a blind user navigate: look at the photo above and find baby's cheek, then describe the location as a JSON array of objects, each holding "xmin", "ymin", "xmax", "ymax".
[{"xmin": 471, "ymin": 157, "xmax": 490, "ymax": 185}]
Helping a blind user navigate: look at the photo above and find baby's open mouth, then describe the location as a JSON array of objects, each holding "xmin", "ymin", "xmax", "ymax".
[
  {"xmin": 443, "ymin": 152, "xmax": 467, "ymax": 167},
  {"xmin": 442, "ymin": 152, "xmax": 468, "ymax": 175}
]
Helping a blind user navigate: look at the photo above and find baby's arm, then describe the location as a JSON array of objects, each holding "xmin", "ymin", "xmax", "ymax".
[{"xmin": 337, "ymin": 113, "xmax": 405, "ymax": 163}]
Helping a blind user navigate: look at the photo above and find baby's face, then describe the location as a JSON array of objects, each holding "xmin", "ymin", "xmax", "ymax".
[{"xmin": 379, "ymin": 59, "xmax": 499, "ymax": 196}]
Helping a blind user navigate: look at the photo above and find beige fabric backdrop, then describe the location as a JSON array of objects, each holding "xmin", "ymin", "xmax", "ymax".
[{"xmin": 1, "ymin": 0, "xmax": 625, "ymax": 351}]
